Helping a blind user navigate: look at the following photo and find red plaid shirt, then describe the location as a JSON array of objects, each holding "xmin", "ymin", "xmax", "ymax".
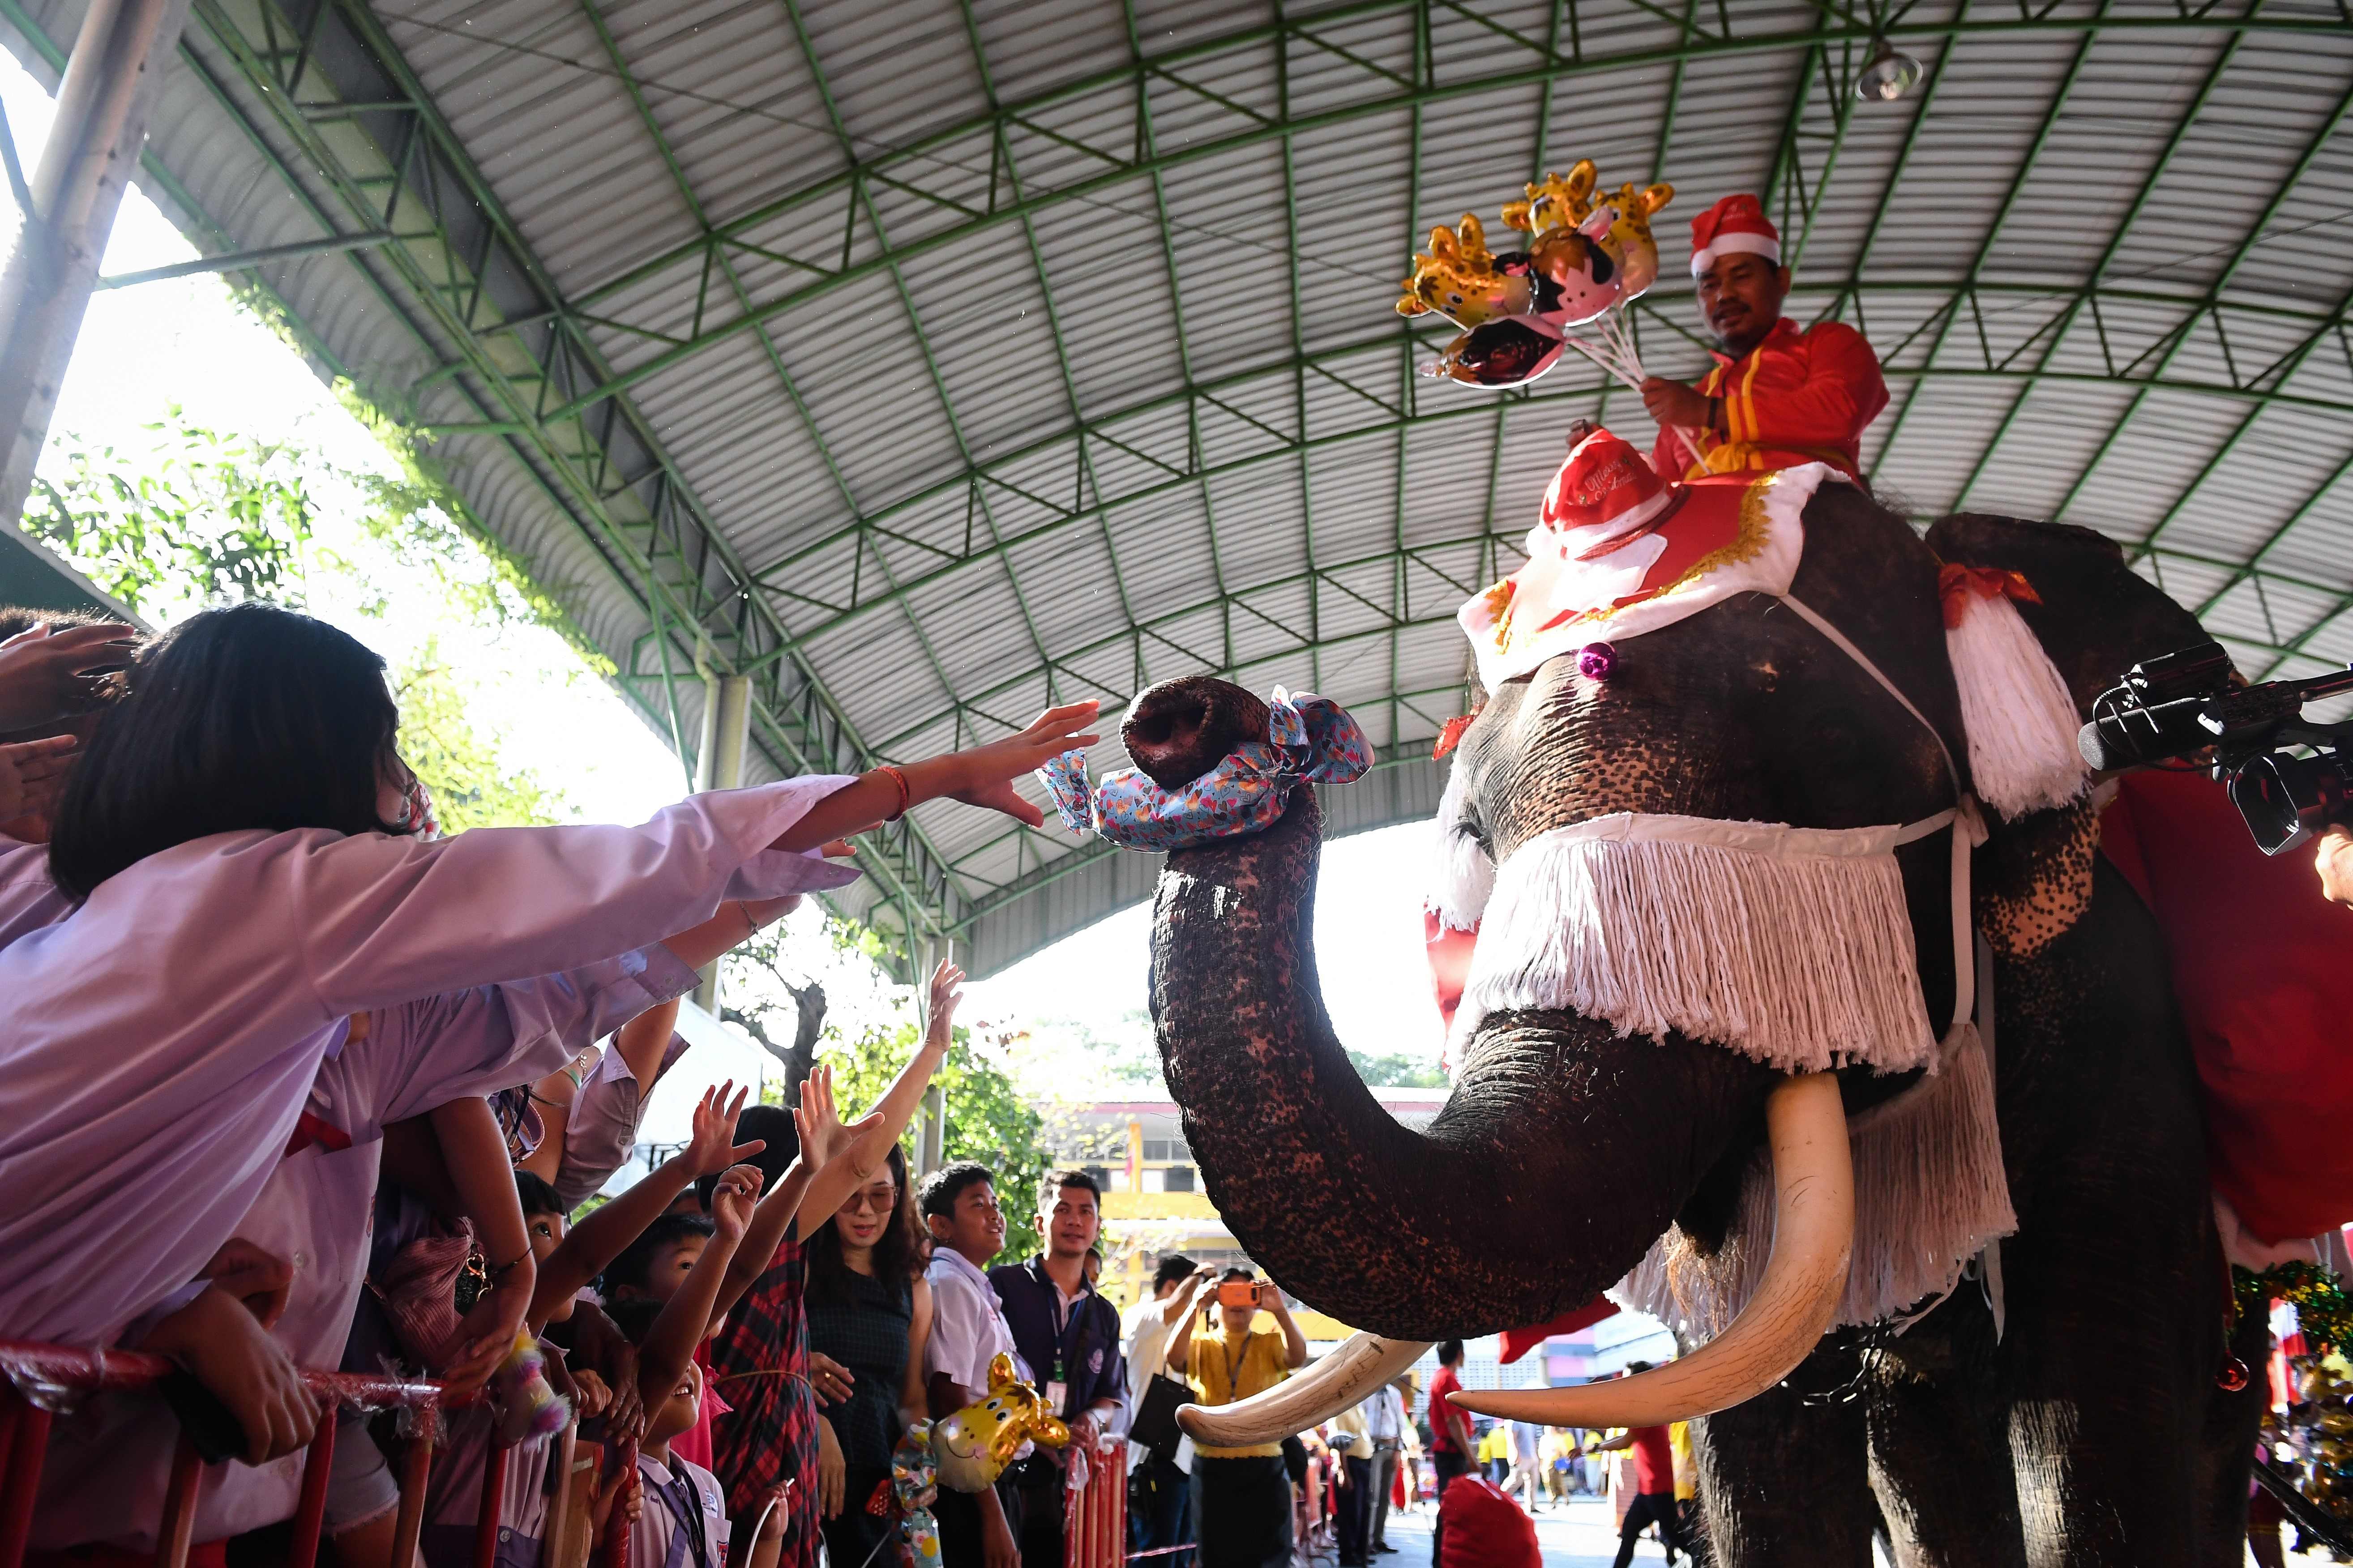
[{"xmin": 707, "ymin": 1236, "xmax": 817, "ymax": 1568}]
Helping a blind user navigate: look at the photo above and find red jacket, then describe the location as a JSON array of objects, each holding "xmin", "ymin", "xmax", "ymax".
[{"xmin": 1649, "ymin": 317, "xmax": 1887, "ymax": 482}]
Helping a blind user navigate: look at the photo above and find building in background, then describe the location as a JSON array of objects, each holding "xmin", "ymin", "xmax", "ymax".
[{"xmin": 1044, "ymin": 1090, "xmax": 1448, "ymax": 1341}]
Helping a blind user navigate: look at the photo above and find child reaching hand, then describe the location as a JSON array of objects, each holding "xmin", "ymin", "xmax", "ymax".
[{"xmin": 610, "ymin": 1167, "xmax": 787, "ymax": 1568}]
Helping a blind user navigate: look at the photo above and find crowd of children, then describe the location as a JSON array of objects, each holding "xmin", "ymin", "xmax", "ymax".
[{"xmin": 0, "ymin": 602, "xmax": 1103, "ymax": 1568}]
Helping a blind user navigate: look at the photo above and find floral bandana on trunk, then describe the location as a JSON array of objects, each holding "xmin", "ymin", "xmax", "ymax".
[{"xmin": 1038, "ymin": 687, "xmax": 1373, "ymax": 851}]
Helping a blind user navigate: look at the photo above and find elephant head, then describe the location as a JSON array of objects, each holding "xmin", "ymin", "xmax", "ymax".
[{"xmin": 1144, "ymin": 477, "xmax": 2001, "ymax": 1439}]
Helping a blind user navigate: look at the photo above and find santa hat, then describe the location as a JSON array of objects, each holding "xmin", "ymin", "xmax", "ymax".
[
  {"xmin": 1540, "ymin": 427, "xmax": 1678, "ymax": 543},
  {"xmin": 1690, "ymin": 193, "xmax": 1781, "ymax": 275}
]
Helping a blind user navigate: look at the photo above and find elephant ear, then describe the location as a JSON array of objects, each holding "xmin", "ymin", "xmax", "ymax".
[{"xmin": 1926, "ymin": 513, "xmax": 2211, "ymax": 715}]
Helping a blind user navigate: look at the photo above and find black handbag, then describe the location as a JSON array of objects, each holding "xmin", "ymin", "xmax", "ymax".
[{"xmin": 1129, "ymin": 1369, "xmax": 1194, "ymax": 1462}]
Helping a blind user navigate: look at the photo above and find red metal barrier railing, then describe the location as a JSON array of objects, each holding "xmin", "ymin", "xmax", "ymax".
[
  {"xmin": 0, "ymin": 1340, "xmax": 483, "ymax": 1568},
  {"xmin": 1064, "ymin": 1442, "xmax": 1125, "ymax": 1568}
]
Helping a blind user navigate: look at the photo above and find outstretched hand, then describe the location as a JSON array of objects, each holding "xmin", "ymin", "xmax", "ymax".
[
  {"xmin": 925, "ymin": 960, "xmax": 964, "ymax": 1048},
  {"xmin": 792, "ymin": 1064, "xmax": 883, "ymax": 1179},
  {"xmin": 949, "ymin": 701, "xmax": 1102, "ymax": 827},
  {"xmin": 0, "ymin": 621, "xmax": 137, "ymax": 732},
  {"xmin": 709, "ymin": 1164, "xmax": 761, "ymax": 1241},
  {"xmin": 0, "ymin": 735, "xmax": 77, "ymax": 825},
  {"xmin": 685, "ymin": 1081, "xmax": 766, "ymax": 1176}
]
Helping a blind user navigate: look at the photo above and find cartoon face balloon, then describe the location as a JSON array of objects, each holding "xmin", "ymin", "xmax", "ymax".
[
  {"xmin": 930, "ymin": 1354, "xmax": 1070, "ymax": 1493},
  {"xmin": 1502, "ymin": 161, "xmax": 1599, "ymax": 239},
  {"xmin": 1600, "ymin": 182, "xmax": 1675, "ymax": 302},
  {"xmin": 1397, "ymin": 213, "xmax": 1534, "ymax": 329},
  {"xmin": 1527, "ymin": 211, "xmax": 1623, "ymax": 328}
]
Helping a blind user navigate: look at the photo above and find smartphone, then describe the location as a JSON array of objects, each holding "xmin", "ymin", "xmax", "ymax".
[{"xmin": 1216, "ymin": 1279, "xmax": 1262, "ymax": 1312}]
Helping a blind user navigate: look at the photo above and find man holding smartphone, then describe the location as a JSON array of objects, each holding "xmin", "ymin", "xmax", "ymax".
[{"xmin": 1166, "ymin": 1267, "xmax": 1309, "ymax": 1568}]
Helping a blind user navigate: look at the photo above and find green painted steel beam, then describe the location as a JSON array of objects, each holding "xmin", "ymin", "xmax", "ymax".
[
  {"xmin": 503, "ymin": 6, "xmax": 2340, "ymax": 423},
  {"xmin": 158, "ymin": 0, "xmax": 972, "ymax": 972},
  {"xmin": 1948, "ymin": 13, "xmax": 2258, "ymax": 510},
  {"xmin": 1868, "ymin": 0, "xmax": 2113, "ymax": 469},
  {"xmin": 726, "ymin": 300, "xmax": 2353, "ymax": 665}
]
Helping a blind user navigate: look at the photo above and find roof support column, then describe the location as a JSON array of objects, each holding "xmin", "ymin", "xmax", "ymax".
[
  {"xmin": 692, "ymin": 673, "xmax": 753, "ymax": 1014},
  {"xmin": 0, "ymin": 0, "xmax": 193, "ymax": 524}
]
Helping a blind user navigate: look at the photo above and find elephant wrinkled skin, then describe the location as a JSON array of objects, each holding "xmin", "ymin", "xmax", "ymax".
[{"xmin": 1142, "ymin": 486, "xmax": 2265, "ymax": 1565}]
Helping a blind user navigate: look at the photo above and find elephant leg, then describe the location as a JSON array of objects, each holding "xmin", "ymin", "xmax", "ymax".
[
  {"xmin": 1992, "ymin": 862, "xmax": 2226, "ymax": 1567},
  {"xmin": 1861, "ymin": 1289, "xmax": 2026, "ymax": 1567},
  {"xmin": 1694, "ymin": 1341, "xmax": 1877, "ymax": 1567}
]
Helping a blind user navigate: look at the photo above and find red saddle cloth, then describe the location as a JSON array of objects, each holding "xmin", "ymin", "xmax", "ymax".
[{"xmin": 2099, "ymin": 769, "xmax": 2353, "ymax": 1245}]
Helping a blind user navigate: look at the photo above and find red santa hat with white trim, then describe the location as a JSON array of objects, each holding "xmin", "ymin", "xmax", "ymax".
[
  {"xmin": 1689, "ymin": 193, "xmax": 1781, "ymax": 275},
  {"xmin": 1540, "ymin": 425, "xmax": 1678, "ymax": 540}
]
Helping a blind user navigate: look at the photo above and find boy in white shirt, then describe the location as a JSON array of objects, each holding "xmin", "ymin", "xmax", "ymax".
[{"xmin": 919, "ymin": 1161, "xmax": 1022, "ymax": 1568}]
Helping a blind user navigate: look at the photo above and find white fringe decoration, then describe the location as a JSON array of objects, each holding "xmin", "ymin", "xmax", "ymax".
[
  {"xmin": 1612, "ymin": 1023, "xmax": 2018, "ymax": 1336},
  {"xmin": 1448, "ymin": 813, "xmax": 1937, "ymax": 1074},
  {"xmin": 1426, "ymin": 763, "xmax": 1495, "ymax": 932},
  {"xmin": 1947, "ymin": 588, "xmax": 2088, "ymax": 820}
]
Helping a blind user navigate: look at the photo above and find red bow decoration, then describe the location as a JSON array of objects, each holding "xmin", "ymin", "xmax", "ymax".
[
  {"xmin": 1433, "ymin": 710, "xmax": 1481, "ymax": 761},
  {"xmin": 1937, "ymin": 562, "xmax": 2041, "ymax": 630}
]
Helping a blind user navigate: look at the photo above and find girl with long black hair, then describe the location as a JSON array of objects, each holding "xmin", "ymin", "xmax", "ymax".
[{"xmin": 805, "ymin": 1140, "xmax": 934, "ymax": 1568}]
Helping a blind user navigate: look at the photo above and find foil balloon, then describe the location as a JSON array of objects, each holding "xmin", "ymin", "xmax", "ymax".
[
  {"xmin": 1424, "ymin": 317, "xmax": 1565, "ymax": 389},
  {"xmin": 930, "ymin": 1354, "xmax": 1070, "ymax": 1494},
  {"xmin": 1599, "ymin": 181, "xmax": 1676, "ymax": 302},
  {"xmin": 1501, "ymin": 161, "xmax": 1600, "ymax": 238},
  {"xmin": 1527, "ymin": 212, "xmax": 1623, "ymax": 328},
  {"xmin": 1396, "ymin": 214, "xmax": 1533, "ymax": 329}
]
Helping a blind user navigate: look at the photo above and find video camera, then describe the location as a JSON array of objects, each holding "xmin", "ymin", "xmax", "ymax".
[{"xmin": 2078, "ymin": 641, "xmax": 2353, "ymax": 855}]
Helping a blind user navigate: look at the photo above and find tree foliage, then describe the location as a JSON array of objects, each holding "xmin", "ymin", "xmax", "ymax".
[
  {"xmin": 22, "ymin": 410, "xmax": 579, "ymax": 831},
  {"xmin": 391, "ymin": 643, "xmax": 571, "ymax": 831},
  {"xmin": 22, "ymin": 417, "xmax": 315, "ymax": 612},
  {"xmin": 816, "ymin": 1016, "xmax": 1050, "ymax": 1266}
]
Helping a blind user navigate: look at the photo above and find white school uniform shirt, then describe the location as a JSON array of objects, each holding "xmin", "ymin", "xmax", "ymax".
[
  {"xmin": 629, "ymin": 1454, "xmax": 731, "ymax": 1568},
  {"xmin": 922, "ymin": 1247, "xmax": 1026, "ymax": 1403}
]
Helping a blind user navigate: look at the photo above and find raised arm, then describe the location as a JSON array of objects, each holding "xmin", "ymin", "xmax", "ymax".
[
  {"xmin": 1161, "ymin": 1268, "xmax": 1219, "ymax": 1373},
  {"xmin": 423, "ymin": 1095, "xmax": 537, "ymax": 1392},
  {"xmin": 1266, "ymin": 1286, "xmax": 1309, "ymax": 1371},
  {"xmin": 530, "ymin": 1083, "xmax": 762, "ymax": 1323},
  {"xmin": 769, "ymin": 704, "xmax": 1099, "ymax": 852},
  {"xmin": 795, "ymin": 962, "xmax": 961, "ymax": 1239},
  {"xmin": 713, "ymin": 1066, "xmax": 881, "ymax": 1320},
  {"xmin": 638, "ymin": 1166, "xmax": 759, "ymax": 1405}
]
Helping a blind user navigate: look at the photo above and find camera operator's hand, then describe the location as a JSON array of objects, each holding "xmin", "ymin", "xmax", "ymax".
[{"xmin": 2314, "ymin": 825, "xmax": 2353, "ymax": 907}]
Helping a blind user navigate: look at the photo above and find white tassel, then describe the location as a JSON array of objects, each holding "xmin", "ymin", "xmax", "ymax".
[
  {"xmin": 1426, "ymin": 763, "xmax": 1495, "ymax": 932},
  {"xmin": 1611, "ymin": 1024, "xmax": 2017, "ymax": 1336},
  {"xmin": 1449, "ymin": 817, "xmax": 1937, "ymax": 1074},
  {"xmin": 1946, "ymin": 588, "xmax": 2087, "ymax": 820}
]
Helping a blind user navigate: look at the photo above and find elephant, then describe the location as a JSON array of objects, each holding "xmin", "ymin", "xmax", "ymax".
[{"xmin": 1131, "ymin": 479, "xmax": 2270, "ymax": 1565}]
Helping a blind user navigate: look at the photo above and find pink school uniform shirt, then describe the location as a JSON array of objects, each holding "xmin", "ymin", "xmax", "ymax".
[
  {"xmin": 0, "ymin": 831, "xmax": 70, "ymax": 949},
  {"xmin": 0, "ymin": 778, "xmax": 857, "ymax": 1350},
  {"xmin": 32, "ymin": 943, "xmax": 703, "ymax": 1554}
]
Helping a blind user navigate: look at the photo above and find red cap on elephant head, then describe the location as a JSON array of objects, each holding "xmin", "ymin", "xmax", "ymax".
[
  {"xmin": 1690, "ymin": 192, "xmax": 1780, "ymax": 275},
  {"xmin": 1540, "ymin": 426, "xmax": 1677, "ymax": 542}
]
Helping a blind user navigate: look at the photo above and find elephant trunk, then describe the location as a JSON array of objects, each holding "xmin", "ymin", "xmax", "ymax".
[{"xmin": 1136, "ymin": 678, "xmax": 1779, "ymax": 1342}]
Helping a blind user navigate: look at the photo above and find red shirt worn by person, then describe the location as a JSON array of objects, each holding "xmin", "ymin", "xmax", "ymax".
[
  {"xmin": 1629, "ymin": 1425, "xmax": 1674, "ymax": 1495},
  {"xmin": 1426, "ymin": 1365, "xmax": 1466, "ymax": 1454},
  {"xmin": 1648, "ymin": 316, "xmax": 1888, "ymax": 483},
  {"xmin": 2097, "ymin": 769, "xmax": 2353, "ymax": 1245}
]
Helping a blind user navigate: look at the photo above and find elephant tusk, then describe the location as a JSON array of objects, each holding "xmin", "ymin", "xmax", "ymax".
[
  {"xmin": 1451, "ymin": 1072, "xmax": 1854, "ymax": 1429},
  {"xmin": 1176, "ymin": 1332, "xmax": 1433, "ymax": 1449}
]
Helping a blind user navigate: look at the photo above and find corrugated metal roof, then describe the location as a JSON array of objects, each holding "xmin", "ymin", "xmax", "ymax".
[{"xmin": 9, "ymin": 0, "xmax": 2353, "ymax": 974}]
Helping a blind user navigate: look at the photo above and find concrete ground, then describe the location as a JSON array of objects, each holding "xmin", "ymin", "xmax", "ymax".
[{"xmin": 1354, "ymin": 1497, "xmax": 2336, "ymax": 1566}]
